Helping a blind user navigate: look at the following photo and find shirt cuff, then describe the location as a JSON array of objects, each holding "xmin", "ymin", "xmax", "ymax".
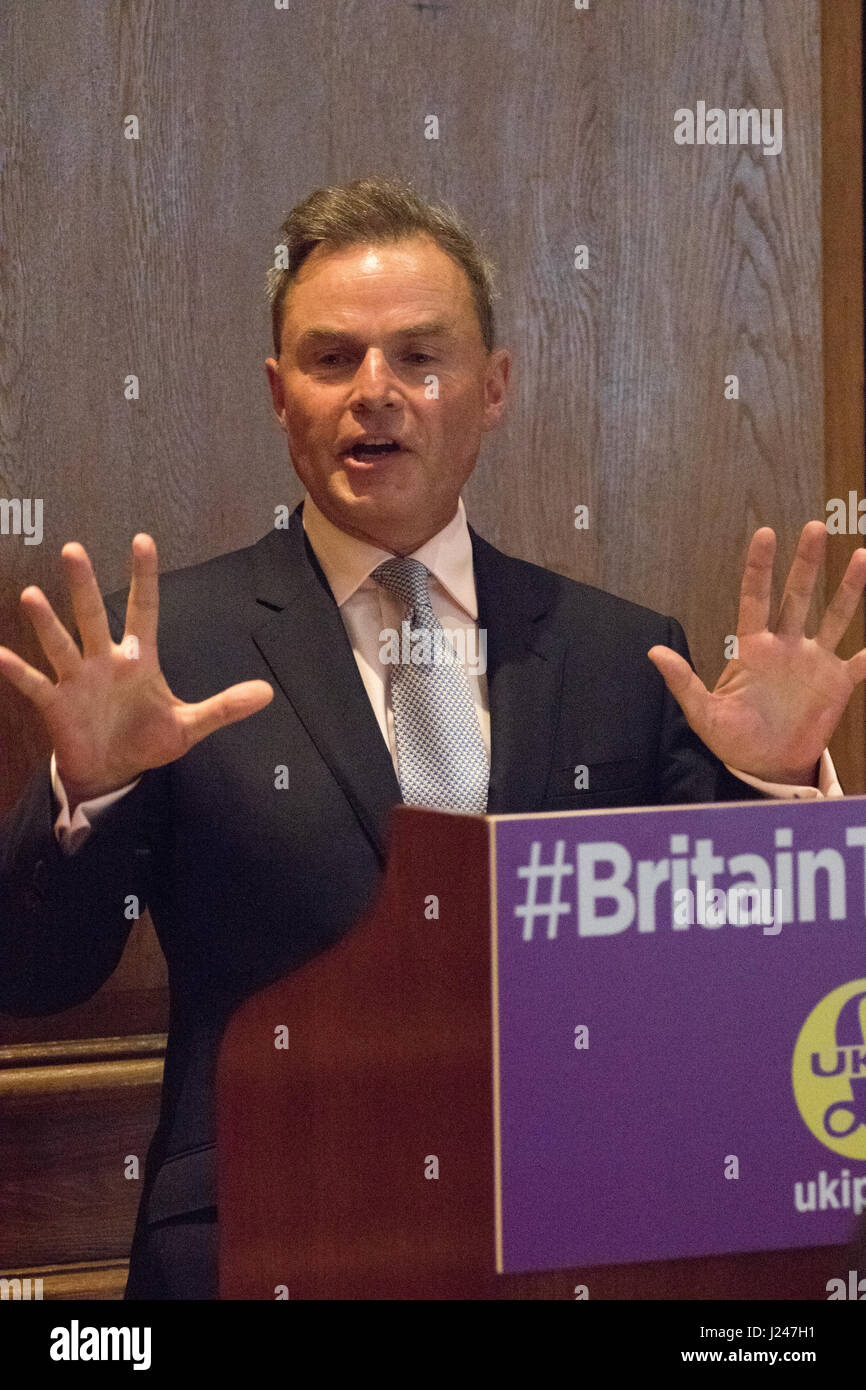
[
  {"xmin": 50, "ymin": 751, "xmax": 142, "ymax": 855},
  {"xmin": 722, "ymin": 747, "xmax": 843, "ymax": 800}
]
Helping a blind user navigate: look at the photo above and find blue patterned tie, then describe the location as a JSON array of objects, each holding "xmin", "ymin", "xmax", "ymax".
[{"xmin": 372, "ymin": 556, "xmax": 489, "ymax": 813}]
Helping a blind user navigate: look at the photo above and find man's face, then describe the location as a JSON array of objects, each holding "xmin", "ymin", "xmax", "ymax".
[{"xmin": 265, "ymin": 234, "xmax": 510, "ymax": 553}]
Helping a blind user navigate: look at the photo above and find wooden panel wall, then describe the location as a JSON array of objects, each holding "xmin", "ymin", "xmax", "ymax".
[
  {"xmin": 0, "ymin": 0, "xmax": 860, "ymax": 1299},
  {"xmin": 822, "ymin": 0, "xmax": 865, "ymax": 799}
]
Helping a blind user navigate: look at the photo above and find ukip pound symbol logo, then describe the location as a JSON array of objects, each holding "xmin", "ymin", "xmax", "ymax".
[{"xmin": 792, "ymin": 981, "xmax": 866, "ymax": 1160}]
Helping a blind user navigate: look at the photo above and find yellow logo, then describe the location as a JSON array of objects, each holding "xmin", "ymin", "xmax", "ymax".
[{"xmin": 792, "ymin": 980, "xmax": 866, "ymax": 1160}]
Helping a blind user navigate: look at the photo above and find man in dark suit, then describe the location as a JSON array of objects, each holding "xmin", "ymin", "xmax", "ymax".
[{"xmin": 0, "ymin": 176, "xmax": 861, "ymax": 1298}]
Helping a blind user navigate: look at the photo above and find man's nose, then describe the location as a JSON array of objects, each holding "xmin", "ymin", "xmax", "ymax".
[{"xmin": 348, "ymin": 350, "xmax": 401, "ymax": 409}]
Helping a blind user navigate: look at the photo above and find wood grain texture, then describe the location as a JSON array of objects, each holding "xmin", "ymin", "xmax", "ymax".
[
  {"xmin": 822, "ymin": 0, "xmax": 864, "ymax": 793},
  {"xmin": 0, "ymin": 0, "xmax": 842, "ymax": 807},
  {"xmin": 0, "ymin": 0, "xmax": 859, "ymax": 1296},
  {"xmin": 0, "ymin": 1053, "xmax": 162, "ymax": 1266},
  {"xmin": 0, "ymin": 1032, "xmax": 166, "ymax": 1069},
  {"xmin": 0, "ymin": 1259, "xmax": 129, "ymax": 1301}
]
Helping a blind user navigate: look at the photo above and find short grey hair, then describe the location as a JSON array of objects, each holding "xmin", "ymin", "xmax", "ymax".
[{"xmin": 267, "ymin": 174, "xmax": 499, "ymax": 356}]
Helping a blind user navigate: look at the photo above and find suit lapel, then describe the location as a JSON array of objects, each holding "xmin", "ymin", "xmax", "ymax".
[
  {"xmin": 470, "ymin": 527, "xmax": 565, "ymax": 814},
  {"xmin": 247, "ymin": 508, "xmax": 565, "ymax": 852},
  {"xmin": 250, "ymin": 508, "xmax": 401, "ymax": 864}
]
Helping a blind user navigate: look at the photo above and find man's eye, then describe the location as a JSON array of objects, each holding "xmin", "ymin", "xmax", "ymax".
[{"xmin": 317, "ymin": 351, "xmax": 433, "ymax": 366}]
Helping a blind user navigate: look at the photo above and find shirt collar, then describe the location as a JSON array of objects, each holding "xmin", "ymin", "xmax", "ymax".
[{"xmin": 301, "ymin": 493, "xmax": 478, "ymax": 620}]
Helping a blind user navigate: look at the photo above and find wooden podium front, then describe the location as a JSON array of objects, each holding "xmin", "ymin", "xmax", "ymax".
[{"xmin": 216, "ymin": 806, "xmax": 851, "ymax": 1299}]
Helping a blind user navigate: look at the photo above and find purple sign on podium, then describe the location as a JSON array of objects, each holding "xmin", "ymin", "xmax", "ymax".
[{"xmin": 490, "ymin": 795, "xmax": 866, "ymax": 1273}]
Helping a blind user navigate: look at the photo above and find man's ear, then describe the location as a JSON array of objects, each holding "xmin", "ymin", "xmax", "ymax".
[
  {"xmin": 481, "ymin": 346, "xmax": 511, "ymax": 433},
  {"xmin": 265, "ymin": 357, "xmax": 287, "ymax": 428}
]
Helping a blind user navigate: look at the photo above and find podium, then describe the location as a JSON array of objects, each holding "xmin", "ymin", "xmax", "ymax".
[{"xmin": 216, "ymin": 803, "xmax": 860, "ymax": 1299}]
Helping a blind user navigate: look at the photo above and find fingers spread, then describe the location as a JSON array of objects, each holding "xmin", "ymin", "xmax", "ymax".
[
  {"xmin": 61, "ymin": 543, "xmax": 112, "ymax": 657},
  {"xmin": 647, "ymin": 645, "xmax": 704, "ymax": 703},
  {"xmin": 816, "ymin": 546, "xmax": 866, "ymax": 651},
  {"xmin": 19, "ymin": 587, "xmax": 82, "ymax": 681},
  {"xmin": 0, "ymin": 645, "xmax": 56, "ymax": 710},
  {"xmin": 775, "ymin": 521, "xmax": 826, "ymax": 637},
  {"xmin": 180, "ymin": 680, "xmax": 274, "ymax": 748},
  {"xmin": 735, "ymin": 527, "xmax": 776, "ymax": 636},
  {"xmin": 845, "ymin": 646, "xmax": 866, "ymax": 687},
  {"xmin": 126, "ymin": 533, "xmax": 159, "ymax": 649}
]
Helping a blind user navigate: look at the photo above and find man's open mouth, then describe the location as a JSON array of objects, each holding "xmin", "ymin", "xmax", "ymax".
[{"xmin": 343, "ymin": 438, "xmax": 405, "ymax": 462}]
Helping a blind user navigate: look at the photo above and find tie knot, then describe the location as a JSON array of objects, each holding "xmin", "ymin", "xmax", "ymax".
[{"xmin": 371, "ymin": 556, "xmax": 432, "ymax": 614}]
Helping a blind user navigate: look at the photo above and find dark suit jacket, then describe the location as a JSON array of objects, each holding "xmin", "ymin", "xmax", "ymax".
[{"xmin": 0, "ymin": 504, "xmax": 766, "ymax": 1297}]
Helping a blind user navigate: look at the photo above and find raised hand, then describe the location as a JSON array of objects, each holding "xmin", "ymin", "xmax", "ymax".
[
  {"xmin": 646, "ymin": 521, "xmax": 866, "ymax": 784},
  {"xmin": 0, "ymin": 534, "xmax": 273, "ymax": 805}
]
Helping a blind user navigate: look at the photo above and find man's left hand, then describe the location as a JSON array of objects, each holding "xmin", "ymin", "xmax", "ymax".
[{"xmin": 647, "ymin": 521, "xmax": 866, "ymax": 785}]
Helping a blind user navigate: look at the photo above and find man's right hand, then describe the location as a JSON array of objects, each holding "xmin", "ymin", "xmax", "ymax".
[{"xmin": 0, "ymin": 534, "xmax": 274, "ymax": 808}]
